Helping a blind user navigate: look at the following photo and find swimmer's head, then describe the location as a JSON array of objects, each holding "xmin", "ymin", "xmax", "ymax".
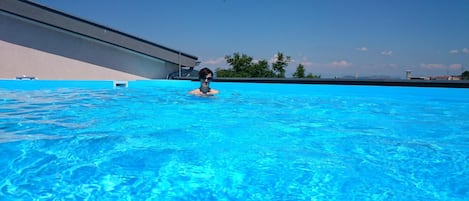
[{"xmin": 199, "ymin": 68, "xmax": 213, "ymax": 86}]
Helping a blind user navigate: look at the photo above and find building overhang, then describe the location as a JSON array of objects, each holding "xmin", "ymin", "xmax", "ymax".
[{"xmin": 0, "ymin": 0, "xmax": 198, "ymax": 67}]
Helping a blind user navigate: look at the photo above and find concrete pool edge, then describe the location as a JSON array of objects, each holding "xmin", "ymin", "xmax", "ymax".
[
  {"xmin": 174, "ymin": 77, "xmax": 469, "ymax": 88},
  {"xmin": 1, "ymin": 78, "xmax": 468, "ymax": 89},
  {"xmin": 0, "ymin": 79, "xmax": 194, "ymax": 90}
]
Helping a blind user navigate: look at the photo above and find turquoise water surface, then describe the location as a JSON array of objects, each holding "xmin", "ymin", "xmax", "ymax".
[{"xmin": 1, "ymin": 80, "xmax": 468, "ymax": 200}]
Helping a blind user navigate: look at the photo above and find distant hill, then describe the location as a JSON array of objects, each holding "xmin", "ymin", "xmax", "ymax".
[{"xmin": 340, "ymin": 75, "xmax": 401, "ymax": 80}]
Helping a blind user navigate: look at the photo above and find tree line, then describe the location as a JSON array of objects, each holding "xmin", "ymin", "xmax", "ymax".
[
  {"xmin": 461, "ymin": 71, "xmax": 469, "ymax": 80},
  {"xmin": 215, "ymin": 52, "xmax": 469, "ymax": 80},
  {"xmin": 215, "ymin": 52, "xmax": 320, "ymax": 78}
]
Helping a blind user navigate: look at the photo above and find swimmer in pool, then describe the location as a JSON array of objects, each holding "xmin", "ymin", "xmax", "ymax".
[{"xmin": 189, "ymin": 67, "xmax": 219, "ymax": 96}]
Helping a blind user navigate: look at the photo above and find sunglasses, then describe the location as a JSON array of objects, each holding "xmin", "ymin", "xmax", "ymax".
[{"xmin": 201, "ymin": 77, "xmax": 213, "ymax": 81}]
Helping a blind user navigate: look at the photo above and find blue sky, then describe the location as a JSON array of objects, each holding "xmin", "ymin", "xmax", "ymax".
[{"xmin": 34, "ymin": 0, "xmax": 469, "ymax": 78}]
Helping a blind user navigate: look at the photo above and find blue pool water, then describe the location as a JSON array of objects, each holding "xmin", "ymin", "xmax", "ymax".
[{"xmin": 1, "ymin": 80, "xmax": 468, "ymax": 200}]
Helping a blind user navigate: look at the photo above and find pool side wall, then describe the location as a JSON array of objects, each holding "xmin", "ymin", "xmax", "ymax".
[
  {"xmin": 0, "ymin": 79, "xmax": 194, "ymax": 90},
  {"xmin": 174, "ymin": 77, "xmax": 469, "ymax": 88}
]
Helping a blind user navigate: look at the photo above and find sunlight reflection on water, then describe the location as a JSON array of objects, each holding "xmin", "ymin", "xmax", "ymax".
[{"xmin": 0, "ymin": 82, "xmax": 468, "ymax": 200}]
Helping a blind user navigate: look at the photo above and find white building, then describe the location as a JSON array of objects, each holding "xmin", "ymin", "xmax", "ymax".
[{"xmin": 0, "ymin": 0, "xmax": 198, "ymax": 80}]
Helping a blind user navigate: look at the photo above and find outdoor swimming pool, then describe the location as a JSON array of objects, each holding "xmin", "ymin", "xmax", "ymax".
[{"xmin": 1, "ymin": 80, "xmax": 468, "ymax": 200}]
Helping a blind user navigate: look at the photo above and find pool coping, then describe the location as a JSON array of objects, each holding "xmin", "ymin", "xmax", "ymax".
[
  {"xmin": 173, "ymin": 77, "xmax": 469, "ymax": 88},
  {"xmin": 2, "ymin": 78, "xmax": 468, "ymax": 89}
]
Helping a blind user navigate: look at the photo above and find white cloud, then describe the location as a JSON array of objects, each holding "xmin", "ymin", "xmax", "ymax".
[
  {"xmin": 462, "ymin": 48, "xmax": 469, "ymax": 54},
  {"xmin": 449, "ymin": 49, "xmax": 459, "ymax": 54},
  {"xmin": 292, "ymin": 55, "xmax": 317, "ymax": 67},
  {"xmin": 381, "ymin": 50, "xmax": 393, "ymax": 56},
  {"xmin": 269, "ymin": 53, "xmax": 293, "ymax": 63},
  {"xmin": 420, "ymin": 63, "xmax": 463, "ymax": 72},
  {"xmin": 328, "ymin": 60, "xmax": 352, "ymax": 68},
  {"xmin": 449, "ymin": 48, "xmax": 469, "ymax": 54},
  {"xmin": 299, "ymin": 61, "xmax": 318, "ymax": 67},
  {"xmin": 449, "ymin": 64, "xmax": 463, "ymax": 70},
  {"xmin": 269, "ymin": 53, "xmax": 279, "ymax": 63},
  {"xmin": 203, "ymin": 57, "xmax": 225, "ymax": 65},
  {"xmin": 356, "ymin": 47, "xmax": 368, "ymax": 52},
  {"xmin": 420, "ymin": 63, "xmax": 446, "ymax": 69},
  {"xmin": 299, "ymin": 61, "xmax": 311, "ymax": 67}
]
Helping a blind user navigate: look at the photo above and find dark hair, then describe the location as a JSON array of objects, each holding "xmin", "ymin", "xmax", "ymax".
[{"xmin": 198, "ymin": 68, "xmax": 213, "ymax": 79}]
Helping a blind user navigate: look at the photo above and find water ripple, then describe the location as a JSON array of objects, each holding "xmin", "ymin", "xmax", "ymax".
[{"xmin": 0, "ymin": 85, "xmax": 468, "ymax": 200}]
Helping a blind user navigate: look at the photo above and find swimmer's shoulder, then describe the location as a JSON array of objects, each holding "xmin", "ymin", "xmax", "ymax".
[
  {"xmin": 209, "ymin": 89, "xmax": 219, "ymax": 95},
  {"xmin": 188, "ymin": 89, "xmax": 200, "ymax": 95},
  {"xmin": 188, "ymin": 88, "xmax": 219, "ymax": 96}
]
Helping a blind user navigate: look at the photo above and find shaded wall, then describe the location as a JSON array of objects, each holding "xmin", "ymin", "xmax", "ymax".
[{"xmin": 0, "ymin": 11, "xmax": 178, "ymax": 80}]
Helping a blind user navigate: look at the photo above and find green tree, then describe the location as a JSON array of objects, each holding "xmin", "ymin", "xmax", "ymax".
[
  {"xmin": 306, "ymin": 73, "xmax": 321, "ymax": 78},
  {"xmin": 272, "ymin": 52, "xmax": 291, "ymax": 78},
  {"xmin": 461, "ymin": 71, "xmax": 469, "ymax": 80},
  {"xmin": 215, "ymin": 68, "xmax": 237, "ymax": 77},
  {"xmin": 293, "ymin": 64, "xmax": 305, "ymax": 78},
  {"xmin": 249, "ymin": 59, "xmax": 275, "ymax": 77},
  {"xmin": 225, "ymin": 52, "xmax": 253, "ymax": 74},
  {"xmin": 219, "ymin": 52, "xmax": 275, "ymax": 78},
  {"xmin": 217, "ymin": 52, "xmax": 291, "ymax": 78}
]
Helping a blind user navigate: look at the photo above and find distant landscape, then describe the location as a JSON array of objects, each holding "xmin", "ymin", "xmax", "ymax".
[{"xmin": 215, "ymin": 52, "xmax": 469, "ymax": 81}]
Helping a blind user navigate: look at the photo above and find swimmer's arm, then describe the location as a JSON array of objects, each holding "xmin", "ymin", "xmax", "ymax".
[
  {"xmin": 188, "ymin": 89, "xmax": 200, "ymax": 95},
  {"xmin": 188, "ymin": 88, "xmax": 219, "ymax": 95},
  {"xmin": 208, "ymin": 89, "xmax": 219, "ymax": 95}
]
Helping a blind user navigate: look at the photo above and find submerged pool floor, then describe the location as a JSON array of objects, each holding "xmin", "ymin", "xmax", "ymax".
[{"xmin": 0, "ymin": 81, "xmax": 468, "ymax": 200}]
